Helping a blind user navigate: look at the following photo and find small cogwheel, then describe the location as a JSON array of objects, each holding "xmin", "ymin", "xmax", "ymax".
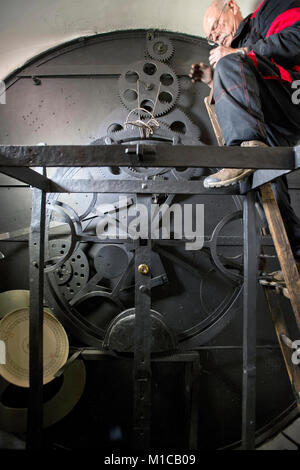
[{"xmin": 146, "ymin": 36, "xmax": 174, "ymax": 62}]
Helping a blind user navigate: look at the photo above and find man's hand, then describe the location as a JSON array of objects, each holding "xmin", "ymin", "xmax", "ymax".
[
  {"xmin": 189, "ymin": 62, "xmax": 213, "ymax": 88},
  {"xmin": 209, "ymin": 46, "xmax": 247, "ymax": 68}
]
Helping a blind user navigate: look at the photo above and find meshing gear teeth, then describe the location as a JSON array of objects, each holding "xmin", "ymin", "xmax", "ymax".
[
  {"xmin": 159, "ymin": 108, "xmax": 201, "ymax": 141},
  {"xmin": 105, "ymin": 123, "xmax": 171, "ymax": 179},
  {"xmin": 106, "ymin": 120, "xmax": 174, "ymax": 143},
  {"xmin": 97, "ymin": 111, "xmax": 204, "ymax": 180},
  {"xmin": 146, "ymin": 36, "xmax": 175, "ymax": 62},
  {"xmin": 118, "ymin": 60, "xmax": 179, "ymax": 117},
  {"xmin": 89, "ymin": 136, "xmax": 121, "ymax": 179},
  {"xmin": 94, "ymin": 108, "xmax": 130, "ymax": 141},
  {"xmin": 95, "ymin": 108, "xmax": 202, "ymax": 147}
]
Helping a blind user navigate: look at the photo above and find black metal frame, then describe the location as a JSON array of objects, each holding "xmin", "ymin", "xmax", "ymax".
[{"xmin": 0, "ymin": 143, "xmax": 298, "ymax": 451}]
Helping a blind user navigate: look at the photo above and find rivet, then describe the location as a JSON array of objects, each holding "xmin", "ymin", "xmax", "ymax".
[{"xmin": 138, "ymin": 264, "xmax": 149, "ymax": 275}]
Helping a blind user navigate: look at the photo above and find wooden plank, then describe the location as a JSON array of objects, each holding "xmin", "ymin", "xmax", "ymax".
[
  {"xmin": 242, "ymin": 191, "xmax": 258, "ymax": 450},
  {"xmin": 260, "ymin": 183, "xmax": 300, "ymax": 331},
  {"xmin": 264, "ymin": 288, "xmax": 300, "ymax": 411},
  {"xmin": 204, "ymin": 92, "xmax": 225, "ymax": 147}
]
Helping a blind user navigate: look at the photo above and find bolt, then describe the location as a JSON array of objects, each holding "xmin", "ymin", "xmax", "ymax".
[
  {"xmin": 145, "ymin": 83, "xmax": 153, "ymax": 91},
  {"xmin": 139, "ymin": 285, "xmax": 147, "ymax": 293},
  {"xmin": 142, "ymin": 183, "xmax": 147, "ymax": 190},
  {"xmin": 147, "ymin": 31, "xmax": 154, "ymax": 41},
  {"xmin": 32, "ymin": 261, "xmax": 38, "ymax": 268},
  {"xmin": 32, "ymin": 76, "xmax": 41, "ymax": 86},
  {"xmin": 138, "ymin": 264, "xmax": 150, "ymax": 275},
  {"xmin": 105, "ymin": 137, "xmax": 112, "ymax": 145}
]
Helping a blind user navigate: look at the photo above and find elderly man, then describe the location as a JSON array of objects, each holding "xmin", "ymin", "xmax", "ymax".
[{"xmin": 190, "ymin": 0, "xmax": 300, "ymax": 273}]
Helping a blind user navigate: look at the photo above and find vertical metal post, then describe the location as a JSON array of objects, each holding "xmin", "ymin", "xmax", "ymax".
[
  {"xmin": 133, "ymin": 194, "xmax": 152, "ymax": 449},
  {"xmin": 185, "ymin": 357, "xmax": 201, "ymax": 450},
  {"xmin": 242, "ymin": 190, "xmax": 258, "ymax": 450},
  {"xmin": 26, "ymin": 186, "xmax": 46, "ymax": 449}
]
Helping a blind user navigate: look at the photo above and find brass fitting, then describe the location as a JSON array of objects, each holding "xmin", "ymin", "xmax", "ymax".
[{"xmin": 138, "ymin": 264, "xmax": 150, "ymax": 275}]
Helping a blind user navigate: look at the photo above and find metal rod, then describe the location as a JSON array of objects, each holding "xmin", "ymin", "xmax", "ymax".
[
  {"xmin": 0, "ymin": 166, "xmax": 51, "ymax": 191},
  {"xmin": 242, "ymin": 191, "xmax": 258, "ymax": 450},
  {"xmin": 26, "ymin": 186, "xmax": 46, "ymax": 449},
  {"xmin": 187, "ymin": 359, "xmax": 201, "ymax": 450},
  {"xmin": 133, "ymin": 195, "xmax": 152, "ymax": 449},
  {"xmin": 48, "ymin": 179, "xmax": 238, "ymax": 195}
]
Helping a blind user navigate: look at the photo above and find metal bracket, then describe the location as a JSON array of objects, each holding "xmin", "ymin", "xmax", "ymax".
[{"xmin": 125, "ymin": 143, "xmax": 156, "ymax": 159}]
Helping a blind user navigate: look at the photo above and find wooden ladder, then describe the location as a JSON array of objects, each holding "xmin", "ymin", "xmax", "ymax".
[{"xmin": 205, "ymin": 90, "xmax": 300, "ymax": 410}]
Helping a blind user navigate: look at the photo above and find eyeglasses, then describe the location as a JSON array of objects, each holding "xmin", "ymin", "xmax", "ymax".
[{"xmin": 206, "ymin": 2, "xmax": 228, "ymax": 46}]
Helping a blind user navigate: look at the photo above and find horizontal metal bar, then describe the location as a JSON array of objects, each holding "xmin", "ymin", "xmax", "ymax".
[
  {"xmin": 194, "ymin": 345, "xmax": 280, "ymax": 350},
  {"xmin": 0, "ymin": 233, "xmax": 274, "ymax": 247},
  {"xmin": 79, "ymin": 349, "xmax": 200, "ymax": 362},
  {"xmin": 0, "ymin": 167, "xmax": 51, "ymax": 191},
  {"xmin": 49, "ymin": 178, "xmax": 238, "ymax": 194},
  {"xmin": 17, "ymin": 65, "xmax": 190, "ymax": 78},
  {"xmin": 17, "ymin": 65, "xmax": 122, "ymax": 77},
  {"xmin": 75, "ymin": 347, "xmax": 279, "ymax": 362},
  {"xmin": 0, "ymin": 145, "xmax": 296, "ymax": 169}
]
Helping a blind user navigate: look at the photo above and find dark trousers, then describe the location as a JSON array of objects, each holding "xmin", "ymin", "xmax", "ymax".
[{"xmin": 213, "ymin": 53, "xmax": 300, "ymax": 259}]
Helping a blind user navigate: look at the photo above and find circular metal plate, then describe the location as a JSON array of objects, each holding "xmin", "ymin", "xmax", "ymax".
[
  {"xmin": 0, "ymin": 308, "xmax": 69, "ymax": 387},
  {"xmin": 0, "ymin": 290, "xmax": 29, "ymax": 319},
  {"xmin": 0, "ymin": 359, "xmax": 86, "ymax": 432},
  {"xmin": 94, "ymin": 245, "xmax": 129, "ymax": 279}
]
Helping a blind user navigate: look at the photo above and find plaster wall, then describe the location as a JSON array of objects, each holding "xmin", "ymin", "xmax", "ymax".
[{"xmin": 0, "ymin": 0, "xmax": 258, "ymax": 79}]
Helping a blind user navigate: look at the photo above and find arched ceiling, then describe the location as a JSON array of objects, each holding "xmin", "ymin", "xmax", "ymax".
[{"xmin": 0, "ymin": 0, "xmax": 258, "ymax": 79}]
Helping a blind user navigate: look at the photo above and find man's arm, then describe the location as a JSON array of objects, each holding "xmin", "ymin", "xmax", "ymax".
[
  {"xmin": 250, "ymin": 22, "xmax": 300, "ymax": 66},
  {"xmin": 209, "ymin": 20, "xmax": 300, "ymax": 69},
  {"xmin": 209, "ymin": 46, "xmax": 248, "ymax": 68}
]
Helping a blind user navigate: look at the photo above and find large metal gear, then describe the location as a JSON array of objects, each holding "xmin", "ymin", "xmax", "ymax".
[
  {"xmin": 146, "ymin": 35, "xmax": 175, "ymax": 62},
  {"xmin": 94, "ymin": 112, "xmax": 201, "ymax": 179},
  {"xmin": 118, "ymin": 60, "xmax": 179, "ymax": 117},
  {"xmin": 95, "ymin": 106, "xmax": 201, "ymax": 146},
  {"xmin": 95, "ymin": 108, "xmax": 130, "ymax": 140},
  {"xmin": 105, "ymin": 120, "xmax": 175, "ymax": 143},
  {"xmin": 110, "ymin": 118, "xmax": 200, "ymax": 147},
  {"xmin": 121, "ymin": 165, "xmax": 170, "ymax": 180},
  {"xmin": 159, "ymin": 108, "xmax": 201, "ymax": 142}
]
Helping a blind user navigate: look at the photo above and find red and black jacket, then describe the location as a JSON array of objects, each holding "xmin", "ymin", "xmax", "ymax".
[{"xmin": 231, "ymin": 0, "xmax": 300, "ymax": 83}]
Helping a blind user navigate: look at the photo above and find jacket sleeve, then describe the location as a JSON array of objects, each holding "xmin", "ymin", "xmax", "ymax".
[{"xmin": 250, "ymin": 21, "xmax": 300, "ymax": 66}]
